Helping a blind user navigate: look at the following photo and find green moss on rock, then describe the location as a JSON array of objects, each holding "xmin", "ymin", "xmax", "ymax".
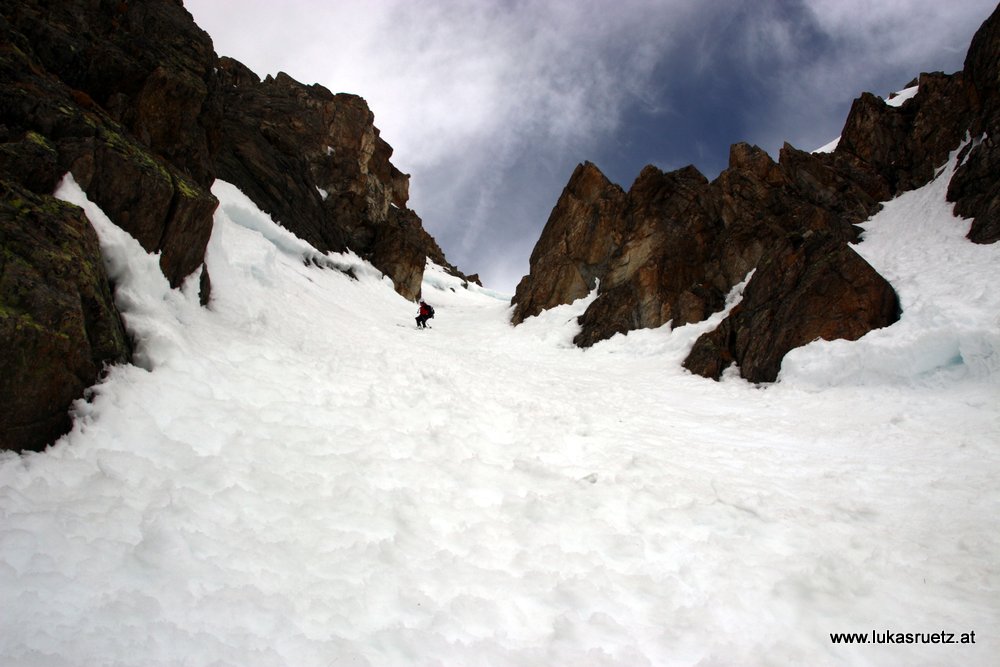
[{"xmin": 25, "ymin": 131, "xmax": 56, "ymax": 153}]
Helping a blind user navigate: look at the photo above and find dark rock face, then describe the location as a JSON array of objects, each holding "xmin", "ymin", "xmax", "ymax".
[
  {"xmin": 2, "ymin": 0, "xmax": 220, "ymax": 287},
  {"xmin": 0, "ymin": 183, "xmax": 129, "ymax": 451},
  {"xmin": 212, "ymin": 60, "xmax": 468, "ymax": 301},
  {"xmin": 572, "ymin": 164, "xmax": 724, "ymax": 347},
  {"xmin": 515, "ymin": 142, "xmax": 883, "ymax": 352},
  {"xmin": 512, "ymin": 5, "xmax": 1000, "ymax": 381},
  {"xmin": 949, "ymin": 135, "xmax": 1000, "ymax": 243},
  {"xmin": 11, "ymin": 0, "xmax": 220, "ymax": 185},
  {"xmin": 948, "ymin": 4, "xmax": 1000, "ymax": 244},
  {"xmin": 683, "ymin": 233, "xmax": 899, "ymax": 383},
  {"xmin": 511, "ymin": 162, "xmax": 627, "ymax": 324},
  {"xmin": 1, "ymin": 0, "xmax": 466, "ymax": 450},
  {"xmin": 370, "ymin": 207, "xmax": 452, "ymax": 301},
  {"xmin": 837, "ymin": 72, "xmax": 973, "ymax": 195},
  {"xmin": 1, "ymin": 0, "xmax": 219, "ymax": 451}
]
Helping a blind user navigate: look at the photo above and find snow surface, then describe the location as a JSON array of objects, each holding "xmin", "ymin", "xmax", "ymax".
[
  {"xmin": 812, "ymin": 136, "xmax": 841, "ymax": 154},
  {"xmin": 885, "ymin": 85, "xmax": 920, "ymax": 108},
  {"xmin": 1, "ymin": 158, "xmax": 998, "ymax": 666}
]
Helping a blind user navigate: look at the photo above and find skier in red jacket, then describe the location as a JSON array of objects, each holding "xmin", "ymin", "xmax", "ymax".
[{"xmin": 416, "ymin": 300, "xmax": 435, "ymax": 329}]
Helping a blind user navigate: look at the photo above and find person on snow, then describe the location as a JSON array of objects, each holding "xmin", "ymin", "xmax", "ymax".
[{"xmin": 416, "ymin": 300, "xmax": 435, "ymax": 329}]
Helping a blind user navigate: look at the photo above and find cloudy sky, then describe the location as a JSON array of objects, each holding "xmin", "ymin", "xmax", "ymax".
[{"xmin": 185, "ymin": 0, "xmax": 996, "ymax": 292}]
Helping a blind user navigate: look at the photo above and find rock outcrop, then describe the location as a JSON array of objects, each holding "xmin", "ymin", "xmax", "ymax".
[
  {"xmin": 212, "ymin": 59, "xmax": 467, "ymax": 300},
  {"xmin": 0, "ymin": 183, "xmax": 130, "ymax": 451},
  {"xmin": 2, "ymin": 0, "xmax": 220, "ymax": 287},
  {"xmin": 1, "ymin": 0, "xmax": 218, "ymax": 451},
  {"xmin": 513, "ymin": 141, "xmax": 885, "ymax": 359},
  {"xmin": 512, "ymin": 5, "xmax": 1000, "ymax": 382},
  {"xmin": 948, "ymin": 4, "xmax": 1000, "ymax": 244},
  {"xmin": 511, "ymin": 162, "xmax": 627, "ymax": 322},
  {"xmin": 682, "ymin": 232, "xmax": 900, "ymax": 382},
  {"xmin": 1, "ymin": 0, "xmax": 468, "ymax": 451}
]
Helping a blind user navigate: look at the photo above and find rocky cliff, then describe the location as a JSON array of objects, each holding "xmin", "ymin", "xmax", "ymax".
[
  {"xmin": 0, "ymin": 0, "xmax": 468, "ymax": 452},
  {"xmin": 211, "ymin": 58, "xmax": 468, "ymax": 300},
  {"xmin": 512, "ymin": 4, "xmax": 1000, "ymax": 382}
]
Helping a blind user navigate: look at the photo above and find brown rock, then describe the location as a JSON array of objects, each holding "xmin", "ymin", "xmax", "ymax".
[
  {"xmin": 684, "ymin": 233, "xmax": 900, "ymax": 383},
  {"xmin": 212, "ymin": 62, "xmax": 468, "ymax": 299},
  {"xmin": 949, "ymin": 135, "xmax": 1000, "ymax": 243},
  {"xmin": 574, "ymin": 164, "xmax": 723, "ymax": 346},
  {"xmin": 838, "ymin": 71, "xmax": 973, "ymax": 195},
  {"xmin": 963, "ymin": 3, "xmax": 1000, "ymax": 129},
  {"xmin": 0, "ymin": 0, "xmax": 222, "ymax": 451},
  {"xmin": 369, "ymin": 208, "xmax": 433, "ymax": 302},
  {"xmin": 510, "ymin": 162, "xmax": 627, "ymax": 324},
  {"xmin": 1, "ymin": 1, "xmax": 219, "ymax": 289},
  {"xmin": 525, "ymin": 144, "xmax": 883, "ymax": 351},
  {"xmin": 5, "ymin": 0, "xmax": 220, "ymax": 185},
  {"xmin": 948, "ymin": 4, "xmax": 1000, "ymax": 244},
  {"xmin": 60, "ymin": 122, "xmax": 217, "ymax": 287}
]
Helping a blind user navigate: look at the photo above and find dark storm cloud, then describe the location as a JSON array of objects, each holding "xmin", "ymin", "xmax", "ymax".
[{"xmin": 185, "ymin": 0, "xmax": 996, "ymax": 292}]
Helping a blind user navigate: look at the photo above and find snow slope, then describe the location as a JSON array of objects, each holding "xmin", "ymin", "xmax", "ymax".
[{"xmin": 1, "ymin": 153, "xmax": 998, "ymax": 666}]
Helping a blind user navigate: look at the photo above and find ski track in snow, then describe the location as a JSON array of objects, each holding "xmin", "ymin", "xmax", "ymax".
[{"xmin": 1, "ymin": 160, "xmax": 998, "ymax": 666}]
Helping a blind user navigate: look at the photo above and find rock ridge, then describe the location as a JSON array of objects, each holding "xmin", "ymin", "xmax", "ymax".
[
  {"xmin": 511, "ymin": 5, "xmax": 1000, "ymax": 382},
  {"xmin": 211, "ymin": 58, "xmax": 470, "ymax": 300}
]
